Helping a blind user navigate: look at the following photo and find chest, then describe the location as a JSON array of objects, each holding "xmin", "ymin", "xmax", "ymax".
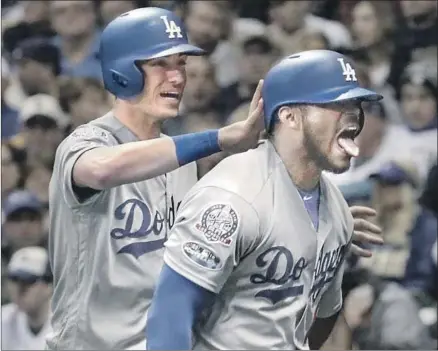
[
  {"xmin": 236, "ymin": 187, "xmax": 349, "ymax": 306},
  {"xmin": 101, "ymin": 165, "xmax": 197, "ymax": 259}
]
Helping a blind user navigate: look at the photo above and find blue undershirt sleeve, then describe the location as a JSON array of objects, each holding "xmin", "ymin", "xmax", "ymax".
[{"xmin": 146, "ymin": 264, "xmax": 215, "ymax": 350}]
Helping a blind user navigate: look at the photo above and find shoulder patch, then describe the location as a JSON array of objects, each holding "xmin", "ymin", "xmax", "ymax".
[
  {"xmin": 195, "ymin": 203, "xmax": 239, "ymax": 246},
  {"xmin": 182, "ymin": 241, "xmax": 222, "ymax": 270},
  {"xmin": 70, "ymin": 126, "xmax": 111, "ymax": 142}
]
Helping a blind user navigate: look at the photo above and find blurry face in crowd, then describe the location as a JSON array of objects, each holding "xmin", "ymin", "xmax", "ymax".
[
  {"xmin": 1, "ymin": 145, "xmax": 20, "ymax": 195},
  {"xmin": 3, "ymin": 210, "xmax": 45, "ymax": 250},
  {"xmin": 240, "ymin": 39, "xmax": 278, "ymax": 86},
  {"xmin": 185, "ymin": 1, "xmax": 225, "ymax": 53},
  {"xmin": 70, "ymin": 85, "xmax": 111, "ymax": 127},
  {"xmin": 50, "ymin": 1, "xmax": 96, "ymax": 38},
  {"xmin": 7, "ymin": 277, "xmax": 51, "ymax": 315},
  {"xmin": 182, "ymin": 56, "xmax": 218, "ymax": 113},
  {"xmin": 372, "ymin": 182, "xmax": 411, "ymax": 233},
  {"xmin": 356, "ymin": 103, "xmax": 386, "ymax": 158},
  {"xmin": 99, "ymin": 0, "xmax": 137, "ymax": 26},
  {"xmin": 24, "ymin": 117, "xmax": 64, "ymax": 168},
  {"xmin": 269, "ymin": 1, "xmax": 310, "ymax": 33},
  {"xmin": 401, "ymin": 83, "xmax": 436, "ymax": 130},
  {"xmin": 22, "ymin": 1, "xmax": 51, "ymax": 24},
  {"xmin": 278, "ymin": 101, "xmax": 362, "ymax": 174},
  {"xmin": 17, "ymin": 59, "xmax": 55, "ymax": 96},
  {"xmin": 134, "ymin": 54, "xmax": 187, "ymax": 120},
  {"xmin": 351, "ymin": 1, "xmax": 384, "ymax": 48}
]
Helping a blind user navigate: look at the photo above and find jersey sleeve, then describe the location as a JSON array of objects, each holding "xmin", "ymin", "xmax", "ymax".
[
  {"xmin": 164, "ymin": 186, "xmax": 260, "ymax": 294},
  {"xmin": 52, "ymin": 125, "xmax": 113, "ymax": 208}
]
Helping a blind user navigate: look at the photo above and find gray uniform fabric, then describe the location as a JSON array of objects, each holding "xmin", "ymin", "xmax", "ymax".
[
  {"xmin": 46, "ymin": 113, "xmax": 197, "ymax": 350},
  {"xmin": 164, "ymin": 140, "xmax": 354, "ymax": 350}
]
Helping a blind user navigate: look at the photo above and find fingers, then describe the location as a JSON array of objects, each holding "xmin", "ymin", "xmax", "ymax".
[
  {"xmin": 353, "ymin": 230, "xmax": 384, "ymax": 245},
  {"xmin": 246, "ymin": 98, "xmax": 264, "ymax": 127},
  {"xmin": 350, "ymin": 206, "xmax": 377, "ymax": 218},
  {"xmin": 350, "ymin": 243, "xmax": 373, "ymax": 258},
  {"xmin": 249, "ymin": 79, "xmax": 264, "ymax": 114},
  {"xmin": 353, "ymin": 218, "xmax": 382, "ymax": 234}
]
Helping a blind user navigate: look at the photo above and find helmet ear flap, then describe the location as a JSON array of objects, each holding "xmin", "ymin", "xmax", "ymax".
[{"xmin": 103, "ymin": 58, "xmax": 145, "ymax": 99}]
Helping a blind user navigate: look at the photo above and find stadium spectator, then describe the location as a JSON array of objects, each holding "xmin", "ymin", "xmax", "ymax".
[
  {"xmin": 267, "ymin": 0, "xmax": 352, "ymax": 57},
  {"xmin": 58, "ymin": 76, "xmax": 110, "ymax": 131},
  {"xmin": 19, "ymin": 94, "xmax": 69, "ymax": 170},
  {"xmin": 184, "ymin": 0, "xmax": 241, "ymax": 88},
  {"xmin": 350, "ymin": 1, "xmax": 396, "ymax": 89},
  {"xmin": 397, "ymin": 61, "xmax": 437, "ymax": 181},
  {"xmin": 1, "ymin": 247, "xmax": 52, "ymax": 350},
  {"xmin": 4, "ymin": 38, "xmax": 61, "ymax": 111},
  {"xmin": 99, "ymin": 0, "xmax": 138, "ymax": 27},
  {"xmin": 49, "ymin": 1, "xmax": 102, "ymax": 80},
  {"xmin": 2, "ymin": 190, "xmax": 47, "ymax": 257},
  {"xmin": 221, "ymin": 22, "xmax": 280, "ymax": 118},
  {"xmin": 356, "ymin": 160, "xmax": 428, "ymax": 283}
]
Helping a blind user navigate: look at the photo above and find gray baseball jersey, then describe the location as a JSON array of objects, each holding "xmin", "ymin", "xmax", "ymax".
[
  {"xmin": 164, "ymin": 140, "xmax": 354, "ymax": 350},
  {"xmin": 46, "ymin": 113, "xmax": 197, "ymax": 350}
]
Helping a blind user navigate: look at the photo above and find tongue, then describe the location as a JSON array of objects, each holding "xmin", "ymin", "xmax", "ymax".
[{"xmin": 338, "ymin": 138, "xmax": 360, "ymax": 157}]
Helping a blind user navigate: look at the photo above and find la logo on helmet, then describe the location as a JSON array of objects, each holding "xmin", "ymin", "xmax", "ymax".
[
  {"xmin": 337, "ymin": 58, "xmax": 357, "ymax": 82},
  {"xmin": 160, "ymin": 15, "xmax": 183, "ymax": 39}
]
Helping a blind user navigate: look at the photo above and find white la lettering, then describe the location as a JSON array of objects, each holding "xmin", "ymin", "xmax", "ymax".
[
  {"xmin": 337, "ymin": 58, "xmax": 357, "ymax": 82},
  {"xmin": 160, "ymin": 15, "xmax": 183, "ymax": 39}
]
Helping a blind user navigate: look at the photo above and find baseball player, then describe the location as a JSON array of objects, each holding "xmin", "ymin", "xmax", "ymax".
[
  {"xmin": 146, "ymin": 50, "xmax": 384, "ymax": 350},
  {"xmin": 46, "ymin": 7, "xmax": 264, "ymax": 350}
]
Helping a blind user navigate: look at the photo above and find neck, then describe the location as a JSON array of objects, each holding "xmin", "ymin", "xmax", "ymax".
[
  {"xmin": 272, "ymin": 135, "xmax": 321, "ymax": 191},
  {"xmin": 113, "ymin": 100, "xmax": 161, "ymax": 140},
  {"xmin": 27, "ymin": 300, "xmax": 49, "ymax": 331}
]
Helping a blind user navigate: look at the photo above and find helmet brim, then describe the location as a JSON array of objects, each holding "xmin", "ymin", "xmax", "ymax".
[
  {"xmin": 330, "ymin": 87, "xmax": 383, "ymax": 103},
  {"xmin": 147, "ymin": 44, "xmax": 205, "ymax": 59}
]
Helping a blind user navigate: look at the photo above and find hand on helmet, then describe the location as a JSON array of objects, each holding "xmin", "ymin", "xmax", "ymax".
[{"xmin": 218, "ymin": 80, "xmax": 265, "ymax": 154}]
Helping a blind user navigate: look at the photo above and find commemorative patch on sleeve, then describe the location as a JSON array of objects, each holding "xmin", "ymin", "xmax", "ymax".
[
  {"xmin": 182, "ymin": 241, "xmax": 222, "ymax": 270},
  {"xmin": 70, "ymin": 126, "xmax": 110, "ymax": 142},
  {"xmin": 195, "ymin": 204, "xmax": 239, "ymax": 246}
]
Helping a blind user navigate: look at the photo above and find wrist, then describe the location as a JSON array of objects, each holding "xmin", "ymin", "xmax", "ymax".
[
  {"xmin": 172, "ymin": 130, "xmax": 220, "ymax": 166},
  {"xmin": 217, "ymin": 125, "xmax": 234, "ymax": 152}
]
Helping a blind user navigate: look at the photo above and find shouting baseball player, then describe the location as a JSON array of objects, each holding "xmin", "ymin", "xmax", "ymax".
[
  {"xmin": 46, "ymin": 7, "xmax": 264, "ymax": 350},
  {"xmin": 146, "ymin": 50, "xmax": 384, "ymax": 350}
]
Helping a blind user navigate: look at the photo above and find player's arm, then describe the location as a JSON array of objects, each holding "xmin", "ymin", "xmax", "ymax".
[
  {"xmin": 74, "ymin": 81, "xmax": 264, "ymax": 190},
  {"xmin": 308, "ymin": 311, "xmax": 341, "ymax": 350},
  {"xmin": 146, "ymin": 264, "xmax": 215, "ymax": 350},
  {"xmin": 145, "ymin": 187, "xmax": 260, "ymax": 350}
]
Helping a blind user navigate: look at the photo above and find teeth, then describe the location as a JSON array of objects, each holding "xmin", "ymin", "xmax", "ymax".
[{"xmin": 162, "ymin": 92, "xmax": 179, "ymax": 98}]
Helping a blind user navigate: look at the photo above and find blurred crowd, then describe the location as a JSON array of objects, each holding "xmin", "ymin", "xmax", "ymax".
[{"xmin": 1, "ymin": 0, "xmax": 437, "ymax": 350}]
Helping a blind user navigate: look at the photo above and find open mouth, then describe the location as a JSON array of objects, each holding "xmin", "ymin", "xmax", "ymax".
[
  {"xmin": 160, "ymin": 92, "xmax": 181, "ymax": 101},
  {"xmin": 336, "ymin": 125, "xmax": 360, "ymax": 157}
]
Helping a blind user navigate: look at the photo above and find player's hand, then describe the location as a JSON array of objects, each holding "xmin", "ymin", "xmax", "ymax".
[
  {"xmin": 350, "ymin": 206, "xmax": 383, "ymax": 258},
  {"xmin": 218, "ymin": 79, "xmax": 264, "ymax": 154}
]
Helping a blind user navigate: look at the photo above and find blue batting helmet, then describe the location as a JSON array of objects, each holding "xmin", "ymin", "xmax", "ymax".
[
  {"xmin": 100, "ymin": 7, "xmax": 205, "ymax": 99},
  {"xmin": 263, "ymin": 50, "xmax": 383, "ymax": 132}
]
